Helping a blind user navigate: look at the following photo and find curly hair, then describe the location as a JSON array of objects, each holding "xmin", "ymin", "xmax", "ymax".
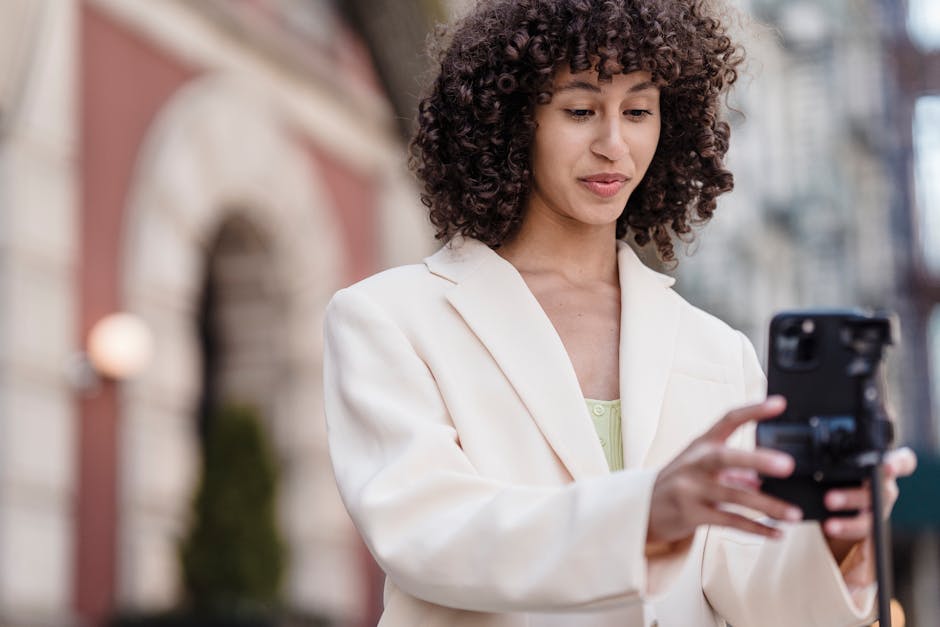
[{"xmin": 409, "ymin": 0, "xmax": 744, "ymax": 261}]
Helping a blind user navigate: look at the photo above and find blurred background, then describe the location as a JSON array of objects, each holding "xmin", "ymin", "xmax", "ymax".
[{"xmin": 0, "ymin": 0, "xmax": 937, "ymax": 626}]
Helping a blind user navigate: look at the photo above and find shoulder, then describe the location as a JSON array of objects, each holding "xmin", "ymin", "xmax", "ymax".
[
  {"xmin": 338, "ymin": 263, "xmax": 442, "ymax": 302},
  {"xmin": 328, "ymin": 237, "xmax": 494, "ymax": 316},
  {"xmin": 327, "ymin": 263, "xmax": 441, "ymax": 317},
  {"xmin": 325, "ymin": 259, "xmax": 455, "ymax": 337},
  {"xmin": 672, "ymin": 289, "xmax": 740, "ymax": 343},
  {"xmin": 620, "ymin": 241, "xmax": 756, "ymax": 372},
  {"xmin": 667, "ymin": 287, "xmax": 760, "ymax": 378}
]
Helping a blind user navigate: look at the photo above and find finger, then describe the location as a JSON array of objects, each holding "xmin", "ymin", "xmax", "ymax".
[
  {"xmin": 828, "ymin": 482, "xmax": 900, "ymax": 518},
  {"xmin": 698, "ymin": 444, "xmax": 794, "ymax": 478},
  {"xmin": 876, "ymin": 479, "xmax": 900, "ymax": 519},
  {"xmin": 824, "ymin": 512, "xmax": 873, "ymax": 541},
  {"xmin": 884, "ymin": 447, "xmax": 917, "ymax": 478},
  {"xmin": 705, "ymin": 482, "xmax": 803, "ymax": 522},
  {"xmin": 883, "ymin": 479, "xmax": 899, "ymax": 511},
  {"xmin": 717, "ymin": 468, "xmax": 761, "ymax": 490},
  {"xmin": 699, "ymin": 505, "xmax": 784, "ymax": 539},
  {"xmin": 705, "ymin": 396, "xmax": 786, "ymax": 442},
  {"xmin": 825, "ymin": 488, "xmax": 871, "ymax": 512}
]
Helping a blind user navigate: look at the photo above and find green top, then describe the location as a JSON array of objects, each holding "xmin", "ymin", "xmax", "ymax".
[{"xmin": 585, "ymin": 398, "xmax": 623, "ymax": 471}]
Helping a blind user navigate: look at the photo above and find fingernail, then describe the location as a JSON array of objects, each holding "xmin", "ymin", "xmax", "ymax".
[
  {"xmin": 785, "ymin": 507, "xmax": 802, "ymax": 522},
  {"xmin": 828, "ymin": 520, "xmax": 842, "ymax": 535},
  {"xmin": 829, "ymin": 493, "xmax": 845, "ymax": 508},
  {"xmin": 766, "ymin": 395, "xmax": 785, "ymax": 409},
  {"xmin": 771, "ymin": 455, "xmax": 792, "ymax": 473}
]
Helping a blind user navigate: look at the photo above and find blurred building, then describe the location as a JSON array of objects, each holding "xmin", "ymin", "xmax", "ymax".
[
  {"xmin": 674, "ymin": 0, "xmax": 940, "ymax": 624},
  {"xmin": 0, "ymin": 0, "xmax": 433, "ymax": 626},
  {"xmin": 676, "ymin": 0, "xmax": 897, "ymax": 388},
  {"xmin": 3, "ymin": 0, "xmax": 939, "ymax": 626}
]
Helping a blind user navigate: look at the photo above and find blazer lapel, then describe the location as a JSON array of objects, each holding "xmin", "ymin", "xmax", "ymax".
[
  {"xmin": 426, "ymin": 239, "xmax": 610, "ymax": 480},
  {"xmin": 616, "ymin": 242, "xmax": 680, "ymax": 468}
]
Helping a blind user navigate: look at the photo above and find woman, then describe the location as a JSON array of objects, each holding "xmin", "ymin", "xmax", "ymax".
[{"xmin": 323, "ymin": 1, "xmax": 916, "ymax": 625}]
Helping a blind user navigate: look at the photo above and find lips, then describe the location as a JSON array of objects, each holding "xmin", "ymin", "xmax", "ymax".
[{"xmin": 579, "ymin": 173, "xmax": 629, "ymax": 198}]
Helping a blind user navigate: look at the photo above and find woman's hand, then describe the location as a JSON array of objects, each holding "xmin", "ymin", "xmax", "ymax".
[
  {"xmin": 647, "ymin": 396, "xmax": 800, "ymax": 546},
  {"xmin": 822, "ymin": 447, "xmax": 917, "ymax": 569}
]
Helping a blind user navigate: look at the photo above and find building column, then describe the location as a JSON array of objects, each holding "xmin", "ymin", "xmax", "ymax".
[{"xmin": 0, "ymin": 0, "xmax": 79, "ymax": 625}]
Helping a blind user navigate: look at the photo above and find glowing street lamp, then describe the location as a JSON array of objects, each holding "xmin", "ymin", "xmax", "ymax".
[{"xmin": 71, "ymin": 313, "xmax": 154, "ymax": 390}]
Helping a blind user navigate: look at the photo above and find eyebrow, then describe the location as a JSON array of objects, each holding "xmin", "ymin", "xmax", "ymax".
[{"xmin": 554, "ymin": 79, "xmax": 658, "ymax": 94}]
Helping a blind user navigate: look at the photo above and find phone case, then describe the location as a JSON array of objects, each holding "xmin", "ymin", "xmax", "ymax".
[{"xmin": 756, "ymin": 309, "xmax": 894, "ymax": 520}]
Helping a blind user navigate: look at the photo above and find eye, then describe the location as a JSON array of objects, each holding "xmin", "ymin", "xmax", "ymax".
[
  {"xmin": 565, "ymin": 109, "xmax": 594, "ymax": 121},
  {"xmin": 625, "ymin": 109, "xmax": 653, "ymax": 119}
]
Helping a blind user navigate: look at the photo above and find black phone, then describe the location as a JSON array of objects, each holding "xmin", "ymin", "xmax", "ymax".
[{"xmin": 756, "ymin": 309, "xmax": 895, "ymax": 520}]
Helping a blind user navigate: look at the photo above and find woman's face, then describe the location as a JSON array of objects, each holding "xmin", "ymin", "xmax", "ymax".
[{"xmin": 526, "ymin": 68, "xmax": 661, "ymax": 232}]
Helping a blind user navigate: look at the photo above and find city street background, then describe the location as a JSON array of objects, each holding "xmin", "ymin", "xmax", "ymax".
[{"xmin": 0, "ymin": 0, "xmax": 937, "ymax": 626}]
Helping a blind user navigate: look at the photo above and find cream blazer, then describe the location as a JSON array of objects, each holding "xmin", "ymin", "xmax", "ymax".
[{"xmin": 323, "ymin": 238, "xmax": 875, "ymax": 627}]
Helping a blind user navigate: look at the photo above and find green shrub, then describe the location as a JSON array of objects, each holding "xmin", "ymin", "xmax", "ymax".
[{"xmin": 180, "ymin": 404, "xmax": 286, "ymax": 613}]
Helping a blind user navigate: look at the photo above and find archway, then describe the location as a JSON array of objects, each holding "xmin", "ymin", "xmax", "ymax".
[
  {"xmin": 116, "ymin": 73, "xmax": 362, "ymax": 622},
  {"xmin": 196, "ymin": 213, "xmax": 282, "ymax": 438}
]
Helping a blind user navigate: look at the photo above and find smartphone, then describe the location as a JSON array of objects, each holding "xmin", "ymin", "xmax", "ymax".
[{"xmin": 756, "ymin": 310, "xmax": 895, "ymax": 520}]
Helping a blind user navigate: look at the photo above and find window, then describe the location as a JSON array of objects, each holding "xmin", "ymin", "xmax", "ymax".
[
  {"xmin": 913, "ymin": 95, "xmax": 940, "ymax": 275},
  {"xmin": 908, "ymin": 0, "xmax": 940, "ymax": 52}
]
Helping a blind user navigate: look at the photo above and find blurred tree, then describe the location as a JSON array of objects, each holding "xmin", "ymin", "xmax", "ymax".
[{"xmin": 180, "ymin": 404, "xmax": 286, "ymax": 614}]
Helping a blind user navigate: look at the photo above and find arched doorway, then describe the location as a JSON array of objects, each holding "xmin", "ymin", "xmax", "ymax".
[
  {"xmin": 197, "ymin": 213, "xmax": 282, "ymax": 439},
  {"xmin": 116, "ymin": 74, "xmax": 364, "ymax": 622}
]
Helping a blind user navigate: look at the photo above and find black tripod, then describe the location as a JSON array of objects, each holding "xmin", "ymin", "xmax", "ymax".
[{"xmin": 869, "ymin": 461, "xmax": 894, "ymax": 627}]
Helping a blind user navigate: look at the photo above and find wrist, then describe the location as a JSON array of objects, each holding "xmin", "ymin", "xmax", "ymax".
[{"xmin": 826, "ymin": 535, "xmax": 860, "ymax": 565}]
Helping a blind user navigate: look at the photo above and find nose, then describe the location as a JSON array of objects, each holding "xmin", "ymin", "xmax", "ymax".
[{"xmin": 592, "ymin": 118, "xmax": 629, "ymax": 162}]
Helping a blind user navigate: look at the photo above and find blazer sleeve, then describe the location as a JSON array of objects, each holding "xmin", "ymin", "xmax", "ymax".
[
  {"xmin": 323, "ymin": 287, "xmax": 659, "ymax": 613},
  {"xmin": 701, "ymin": 331, "xmax": 877, "ymax": 627}
]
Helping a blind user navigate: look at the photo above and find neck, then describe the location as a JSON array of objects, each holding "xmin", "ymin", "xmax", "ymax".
[{"xmin": 497, "ymin": 213, "xmax": 619, "ymax": 286}]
